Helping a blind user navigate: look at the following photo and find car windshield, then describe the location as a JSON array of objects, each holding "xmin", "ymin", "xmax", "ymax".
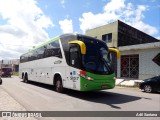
[
  {"xmin": 144, "ymin": 75, "xmax": 160, "ymax": 81},
  {"xmin": 79, "ymin": 36, "xmax": 113, "ymax": 75},
  {"xmin": 150, "ymin": 76, "xmax": 160, "ymax": 80}
]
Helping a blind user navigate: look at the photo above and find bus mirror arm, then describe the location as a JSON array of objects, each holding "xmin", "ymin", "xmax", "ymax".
[
  {"xmin": 68, "ymin": 40, "xmax": 86, "ymax": 55},
  {"xmin": 109, "ymin": 48, "xmax": 120, "ymax": 59}
]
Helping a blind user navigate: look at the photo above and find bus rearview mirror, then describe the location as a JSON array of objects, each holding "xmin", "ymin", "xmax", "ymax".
[{"xmin": 109, "ymin": 48, "xmax": 120, "ymax": 59}]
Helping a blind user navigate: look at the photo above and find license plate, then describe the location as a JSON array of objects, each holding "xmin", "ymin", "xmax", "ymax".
[{"xmin": 101, "ymin": 85, "xmax": 108, "ymax": 89}]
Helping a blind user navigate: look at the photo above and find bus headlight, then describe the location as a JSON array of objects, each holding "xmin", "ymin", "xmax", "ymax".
[
  {"xmin": 86, "ymin": 76, "xmax": 94, "ymax": 81},
  {"xmin": 79, "ymin": 70, "xmax": 94, "ymax": 81}
]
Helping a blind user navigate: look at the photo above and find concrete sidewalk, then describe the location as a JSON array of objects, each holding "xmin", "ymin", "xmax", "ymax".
[
  {"xmin": 0, "ymin": 87, "xmax": 37, "ymax": 120},
  {"xmin": 116, "ymin": 79, "xmax": 143, "ymax": 86},
  {"xmin": 0, "ymin": 88, "xmax": 26, "ymax": 111}
]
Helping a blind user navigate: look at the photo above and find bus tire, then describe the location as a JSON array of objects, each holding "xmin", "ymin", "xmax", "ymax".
[
  {"xmin": 23, "ymin": 74, "xmax": 28, "ymax": 83},
  {"xmin": 55, "ymin": 76, "xmax": 63, "ymax": 93}
]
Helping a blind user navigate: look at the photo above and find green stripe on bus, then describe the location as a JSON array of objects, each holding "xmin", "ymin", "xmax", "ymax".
[{"xmin": 31, "ymin": 36, "xmax": 60, "ymax": 51}]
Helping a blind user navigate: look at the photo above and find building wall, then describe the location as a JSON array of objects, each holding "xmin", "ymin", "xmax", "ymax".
[
  {"xmin": 0, "ymin": 59, "xmax": 20, "ymax": 72},
  {"xmin": 117, "ymin": 48, "xmax": 160, "ymax": 80},
  {"xmin": 118, "ymin": 21, "xmax": 159, "ymax": 46},
  {"xmin": 85, "ymin": 21, "xmax": 118, "ymax": 48},
  {"xmin": 86, "ymin": 20, "xmax": 159, "ymax": 48}
]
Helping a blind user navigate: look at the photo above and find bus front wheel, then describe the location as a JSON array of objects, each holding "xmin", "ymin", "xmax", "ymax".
[{"xmin": 55, "ymin": 76, "xmax": 63, "ymax": 93}]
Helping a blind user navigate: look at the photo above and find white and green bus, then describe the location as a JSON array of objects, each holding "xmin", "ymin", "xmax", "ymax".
[{"xmin": 19, "ymin": 33, "xmax": 120, "ymax": 92}]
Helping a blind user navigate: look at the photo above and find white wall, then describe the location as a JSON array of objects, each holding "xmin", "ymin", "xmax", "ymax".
[{"xmin": 117, "ymin": 48, "xmax": 160, "ymax": 80}]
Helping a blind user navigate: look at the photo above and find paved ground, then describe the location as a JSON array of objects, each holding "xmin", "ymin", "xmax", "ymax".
[
  {"xmin": 0, "ymin": 76, "xmax": 159, "ymax": 120},
  {"xmin": 0, "ymin": 88, "xmax": 37, "ymax": 120},
  {"xmin": 0, "ymin": 87, "xmax": 26, "ymax": 111}
]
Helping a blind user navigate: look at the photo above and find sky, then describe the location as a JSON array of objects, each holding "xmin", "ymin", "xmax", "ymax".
[{"xmin": 0, "ymin": 0, "xmax": 160, "ymax": 60}]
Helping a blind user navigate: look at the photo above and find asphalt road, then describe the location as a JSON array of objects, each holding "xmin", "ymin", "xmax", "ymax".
[{"xmin": 0, "ymin": 76, "xmax": 159, "ymax": 120}]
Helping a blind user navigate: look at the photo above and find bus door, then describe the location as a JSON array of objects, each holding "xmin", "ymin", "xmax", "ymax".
[{"xmin": 66, "ymin": 44, "xmax": 82, "ymax": 90}]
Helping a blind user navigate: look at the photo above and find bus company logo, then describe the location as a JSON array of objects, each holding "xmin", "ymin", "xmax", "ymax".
[
  {"xmin": 2, "ymin": 112, "xmax": 12, "ymax": 118},
  {"xmin": 54, "ymin": 60, "xmax": 62, "ymax": 64}
]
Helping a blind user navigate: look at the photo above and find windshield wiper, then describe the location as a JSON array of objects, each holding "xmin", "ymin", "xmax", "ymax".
[{"xmin": 101, "ymin": 57, "xmax": 113, "ymax": 74}]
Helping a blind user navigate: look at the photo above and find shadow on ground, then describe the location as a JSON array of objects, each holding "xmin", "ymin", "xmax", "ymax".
[{"xmin": 24, "ymin": 81, "xmax": 145, "ymax": 109}]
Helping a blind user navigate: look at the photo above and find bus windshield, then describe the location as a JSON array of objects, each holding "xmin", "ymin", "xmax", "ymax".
[{"xmin": 79, "ymin": 36, "xmax": 113, "ymax": 75}]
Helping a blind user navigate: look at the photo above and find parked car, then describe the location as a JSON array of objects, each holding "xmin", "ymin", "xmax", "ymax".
[
  {"xmin": 139, "ymin": 75, "xmax": 160, "ymax": 93},
  {"xmin": 0, "ymin": 68, "xmax": 12, "ymax": 77},
  {"xmin": 0, "ymin": 76, "xmax": 2, "ymax": 85}
]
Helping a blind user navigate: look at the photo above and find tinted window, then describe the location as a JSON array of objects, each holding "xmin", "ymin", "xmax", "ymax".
[
  {"xmin": 60, "ymin": 35, "xmax": 77, "ymax": 65},
  {"xmin": 20, "ymin": 56, "xmax": 25, "ymax": 63},
  {"xmin": 28, "ymin": 52, "xmax": 33, "ymax": 61},
  {"xmin": 102, "ymin": 33, "xmax": 112, "ymax": 42},
  {"xmin": 20, "ymin": 40, "xmax": 62, "ymax": 63},
  {"xmin": 152, "ymin": 76, "xmax": 160, "ymax": 81},
  {"xmin": 20, "ymin": 54, "xmax": 29, "ymax": 63},
  {"xmin": 37, "ymin": 47, "xmax": 45, "ymax": 59},
  {"xmin": 79, "ymin": 36, "xmax": 113, "ymax": 74},
  {"xmin": 31, "ymin": 51, "xmax": 37, "ymax": 61},
  {"xmin": 69, "ymin": 46, "xmax": 81, "ymax": 68},
  {"xmin": 44, "ymin": 40, "xmax": 62, "ymax": 58}
]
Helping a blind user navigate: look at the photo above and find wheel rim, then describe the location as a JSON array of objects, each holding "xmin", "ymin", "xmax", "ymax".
[{"xmin": 144, "ymin": 85, "xmax": 152, "ymax": 92}]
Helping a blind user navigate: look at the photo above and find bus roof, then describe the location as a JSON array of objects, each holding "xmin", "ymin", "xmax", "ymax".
[
  {"xmin": 20, "ymin": 33, "xmax": 104, "ymax": 56},
  {"xmin": 21, "ymin": 33, "xmax": 78, "ymax": 55}
]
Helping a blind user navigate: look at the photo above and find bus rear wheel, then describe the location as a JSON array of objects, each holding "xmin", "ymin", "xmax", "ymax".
[
  {"xmin": 23, "ymin": 74, "xmax": 28, "ymax": 83},
  {"xmin": 55, "ymin": 76, "xmax": 63, "ymax": 93}
]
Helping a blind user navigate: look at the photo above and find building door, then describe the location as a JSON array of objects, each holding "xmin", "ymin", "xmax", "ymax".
[{"xmin": 121, "ymin": 55, "xmax": 139, "ymax": 78}]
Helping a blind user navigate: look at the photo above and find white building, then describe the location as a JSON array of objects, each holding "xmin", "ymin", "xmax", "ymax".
[
  {"xmin": 118, "ymin": 42, "xmax": 160, "ymax": 80},
  {"xmin": 86, "ymin": 20, "xmax": 160, "ymax": 86}
]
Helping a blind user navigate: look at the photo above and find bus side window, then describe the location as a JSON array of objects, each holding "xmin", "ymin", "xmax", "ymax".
[
  {"xmin": 44, "ymin": 49, "xmax": 49, "ymax": 58},
  {"xmin": 69, "ymin": 46, "xmax": 81, "ymax": 68},
  {"xmin": 43, "ymin": 41, "xmax": 62, "ymax": 58},
  {"xmin": 20, "ymin": 56, "xmax": 24, "ymax": 63},
  {"xmin": 50, "ymin": 41, "xmax": 62, "ymax": 58},
  {"xmin": 31, "ymin": 51, "xmax": 37, "ymax": 60},
  {"xmin": 37, "ymin": 47, "xmax": 45, "ymax": 59}
]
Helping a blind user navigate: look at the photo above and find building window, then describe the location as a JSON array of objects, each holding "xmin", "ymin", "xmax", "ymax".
[
  {"xmin": 102, "ymin": 33, "xmax": 112, "ymax": 42},
  {"xmin": 152, "ymin": 53, "xmax": 160, "ymax": 66}
]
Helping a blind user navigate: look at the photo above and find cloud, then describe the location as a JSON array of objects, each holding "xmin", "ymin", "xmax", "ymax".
[
  {"xmin": 103, "ymin": 0, "xmax": 125, "ymax": 13},
  {"xmin": 60, "ymin": 0, "xmax": 65, "ymax": 8},
  {"xmin": 59, "ymin": 19, "xmax": 73, "ymax": 33},
  {"xmin": 0, "ymin": 0, "xmax": 54, "ymax": 59},
  {"xmin": 79, "ymin": 0, "xmax": 159, "ymax": 36}
]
